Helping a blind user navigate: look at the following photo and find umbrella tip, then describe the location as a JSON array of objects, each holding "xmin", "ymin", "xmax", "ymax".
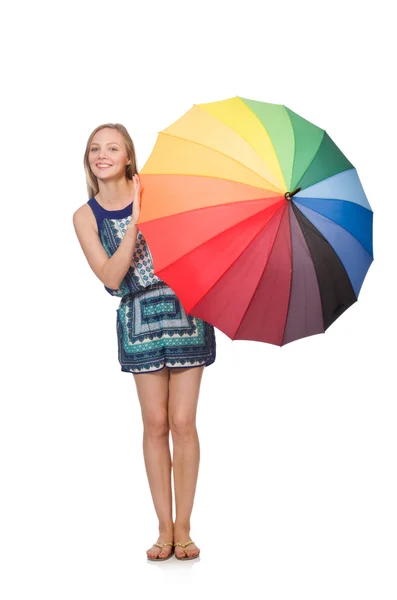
[{"xmin": 285, "ymin": 187, "xmax": 301, "ymax": 201}]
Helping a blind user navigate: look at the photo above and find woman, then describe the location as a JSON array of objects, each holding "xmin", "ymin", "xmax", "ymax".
[{"xmin": 73, "ymin": 123, "xmax": 216, "ymax": 561}]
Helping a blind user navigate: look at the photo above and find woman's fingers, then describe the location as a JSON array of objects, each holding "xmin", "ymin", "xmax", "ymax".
[{"xmin": 132, "ymin": 175, "xmax": 141, "ymax": 222}]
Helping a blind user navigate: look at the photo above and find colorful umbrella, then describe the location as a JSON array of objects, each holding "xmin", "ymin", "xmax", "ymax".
[{"xmin": 137, "ymin": 96, "xmax": 373, "ymax": 346}]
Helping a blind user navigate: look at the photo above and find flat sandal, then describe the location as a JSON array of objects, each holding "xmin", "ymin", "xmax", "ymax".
[
  {"xmin": 174, "ymin": 540, "xmax": 200, "ymax": 561},
  {"xmin": 147, "ymin": 541, "xmax": 174, "ymax": 561}
]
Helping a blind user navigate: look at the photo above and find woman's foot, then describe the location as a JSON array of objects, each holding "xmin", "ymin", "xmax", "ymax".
[
  {"xmin": 173, "ymin": 525, "xmax": 200, "ymax": 559},
  {"xmin": 146, "ymin": 526, "xmax": 174, "ymax": 560}
]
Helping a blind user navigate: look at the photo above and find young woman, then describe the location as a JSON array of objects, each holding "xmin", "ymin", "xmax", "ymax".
[{"xmin": 73, "ymin": 123, "xmax": 216, "ymax": 561}]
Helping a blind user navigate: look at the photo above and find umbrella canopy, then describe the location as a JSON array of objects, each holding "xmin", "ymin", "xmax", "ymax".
[{"xmin": 137, "ymin": 96, "xmax": 373, "ymax": 346}]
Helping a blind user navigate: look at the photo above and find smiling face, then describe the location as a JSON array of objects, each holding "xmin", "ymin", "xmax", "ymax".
[{"xmin": 88, "ymin": 127, "xmax": 130, "ymax": 180}]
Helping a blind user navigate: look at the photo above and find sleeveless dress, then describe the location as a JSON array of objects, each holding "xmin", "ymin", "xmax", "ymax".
[{"xmin": 87, "ymin": 197, "xmax": 216, "ymax": 374}]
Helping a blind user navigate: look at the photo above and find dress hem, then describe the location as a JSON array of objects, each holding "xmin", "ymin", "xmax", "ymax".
[{"xmin": 121, "ymin": 358, "xmax": 215, "ymax": 375}]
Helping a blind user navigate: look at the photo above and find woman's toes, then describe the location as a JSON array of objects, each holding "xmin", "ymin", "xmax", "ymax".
[{"xmin": 147, "ymin": 546, "xmax": 160, "ymax": 559}]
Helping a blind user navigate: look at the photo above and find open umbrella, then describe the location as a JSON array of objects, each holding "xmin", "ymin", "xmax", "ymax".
[{"xmin": 137, "ymin": 96, "xmax": 373, "ymax": 346}]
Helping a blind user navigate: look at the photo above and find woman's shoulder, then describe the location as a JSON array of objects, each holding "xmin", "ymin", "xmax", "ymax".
[{"xmin": 72, "ymin": 200, "xmax": 98, "ymax": 234}]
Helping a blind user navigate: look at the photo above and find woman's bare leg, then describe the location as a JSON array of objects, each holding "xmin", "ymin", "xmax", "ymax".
[
  {"xmin": 133, "ymin": 366, "xmax": 173, "ymax": 559},
  {"xmin": 168, "ymin": 365, "xmax": 205, "ymax": 558}
]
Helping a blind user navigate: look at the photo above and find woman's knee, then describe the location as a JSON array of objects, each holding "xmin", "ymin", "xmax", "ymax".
[
  {"xmin": 144, "ymin": 409, "xmax": 170, "ymax": 438},
  {"xmin": 169, "ymin": 412, "xmax": 197, "ymax": 439}
]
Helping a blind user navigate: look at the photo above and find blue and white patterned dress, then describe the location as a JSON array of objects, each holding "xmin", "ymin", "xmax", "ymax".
[{"xmin": 87, "ymin": 197, "xmax": 216, "ymax": 374}]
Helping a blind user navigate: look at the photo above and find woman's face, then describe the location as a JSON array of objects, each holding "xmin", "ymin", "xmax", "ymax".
[{"xmin": 88, "ymin": 128, "xmax": 130, "ymax": 180}]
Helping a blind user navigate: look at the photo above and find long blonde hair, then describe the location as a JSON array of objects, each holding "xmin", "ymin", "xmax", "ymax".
[{"xmin": 83, "ymin": 123, "xmax": 138, "ymax": 198}]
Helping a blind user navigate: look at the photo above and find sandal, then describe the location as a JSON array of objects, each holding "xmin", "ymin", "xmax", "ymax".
[
  {"xmin": 174, "ymin": 540, "xmax": 200, "ymax": 561},
  {"xmin": 147, "ymin": 541, "xmax": 174, "ymax": 561}
]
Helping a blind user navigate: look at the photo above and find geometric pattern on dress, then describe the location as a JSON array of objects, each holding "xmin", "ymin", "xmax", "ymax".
[
  {"xmin": 100, "ymin": 216, "xmax": 162, "ymax": 298},
  {"xmin": 116, "ymin": 283, "xmax": 217, "ymax": 373},
  {"xmin": 134, "ymin": 290, "xmax": 192, "ymax": 336}
]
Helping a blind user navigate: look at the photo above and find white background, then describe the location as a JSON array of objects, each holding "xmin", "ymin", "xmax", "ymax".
[{"xmin": 1, "ymin": 0, "xmax": 396, "ymax": 598}]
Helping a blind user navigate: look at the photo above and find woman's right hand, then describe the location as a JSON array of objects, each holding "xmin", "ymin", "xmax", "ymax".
[{"xmin": 128, "ymin": 174, "xmax": 141, "ymax": 229}]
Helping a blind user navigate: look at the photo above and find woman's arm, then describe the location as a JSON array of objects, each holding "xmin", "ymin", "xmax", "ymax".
[
  {"xmin": 73, "ymin": 205, "xmax": 138, "ymax": 290},
  {"xmin": 101, "ymin": 222, "xmax": 138, "ymax": 289}
]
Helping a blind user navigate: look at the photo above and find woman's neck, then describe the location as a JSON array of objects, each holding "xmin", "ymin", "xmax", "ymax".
[{"xmin": 95, "ymin": 177, "xmax": 134, "ymax": 208}]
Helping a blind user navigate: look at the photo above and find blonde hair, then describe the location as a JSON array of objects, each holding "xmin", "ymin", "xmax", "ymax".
[{"xmin": 83, "ymin": 123, "xmax": 138, "ymax": 198}]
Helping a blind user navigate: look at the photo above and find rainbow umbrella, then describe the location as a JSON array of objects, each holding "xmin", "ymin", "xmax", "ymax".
[{"xmin": 137, "ymin": 96, "xmax": 373, "ymax": 346}]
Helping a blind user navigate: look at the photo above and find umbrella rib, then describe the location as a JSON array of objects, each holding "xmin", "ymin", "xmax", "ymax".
[
  {"xmin": 296, "ymin": 194, "xmax": 373, "ymax": 216},
  {"xmin": 283, "ymin": 104, "xmax": 296, "ymax": 191},
  {"xmin": 231, "ymin": 98, "xmax": 290, "ymax": 191},
  {"xmin": 284, "ymin": 107, "xmax": 325, "ymax": 190},
  {"xmin": 292, "ymin": 199, "xmax": 374, "ymax": 258},
  {"xmin": 158, "ymin": 131, "xmax": 284, "ymax": 193},
  {"xmin": 139, "ymin": 189, "xmax": 284, "ymax": 226},
  {"xmin": 142, "ymin": 173, "xmax": 284, "ymax": 196},
  {"xmin": 224, "ymin": 204, "xmax": 288, "ymax": 337},
  {"xmin": 294, "ymin": 167, "xmax": 372, "ymax": 212},
  {"xmin": 196, "ymin": 99, "xmax": 288, "ymax": 191}
]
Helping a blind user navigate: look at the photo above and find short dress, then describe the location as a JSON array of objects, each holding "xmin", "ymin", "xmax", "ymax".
[{"xmin": 87, "ymin": 197, "xmax": 216, "ymax": 374}]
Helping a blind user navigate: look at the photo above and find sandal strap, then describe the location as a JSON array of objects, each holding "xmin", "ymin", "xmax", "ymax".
[
  {"xmin": 174, "ymin": 540, "xmax": 194, "ymax": 548},
  {"xmin": 153, "ymin": 541, "xmax": 173, "ymax": 549}
]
